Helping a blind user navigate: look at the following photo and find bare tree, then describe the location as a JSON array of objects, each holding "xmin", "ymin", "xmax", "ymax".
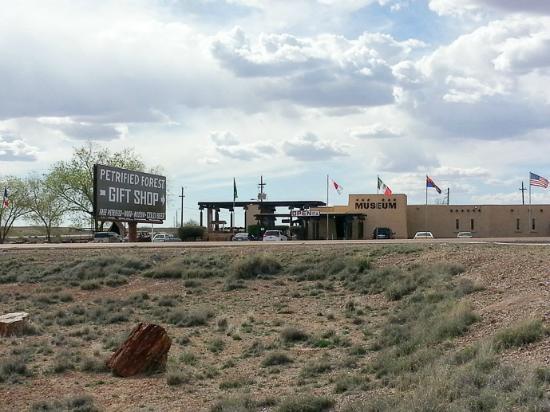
[{"xmin": 26, "ymin": 175, "xmax": 68, "ymax": 242}]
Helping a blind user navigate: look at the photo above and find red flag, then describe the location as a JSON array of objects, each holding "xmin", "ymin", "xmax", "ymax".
[{"xmin": 331, "ymin": 179, "xmax": 343, "ymax": 195}]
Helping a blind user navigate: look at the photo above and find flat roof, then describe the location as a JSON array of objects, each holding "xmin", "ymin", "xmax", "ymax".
[{"xmin": 198, "ymin": 200, "xmax": 326, "ymax": 209}]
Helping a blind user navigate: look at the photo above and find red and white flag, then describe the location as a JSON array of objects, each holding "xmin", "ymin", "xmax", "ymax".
[
  {"xmin": 331, "ymin": 179, "xmax": 343, "ymax": 195},
  {"xmin": 2, "ymin": 188, "xmax": 8, "ymax": 209},
  {"xmin": 377, "ymin": 177, "xmax": 392, "ymax": 197}
]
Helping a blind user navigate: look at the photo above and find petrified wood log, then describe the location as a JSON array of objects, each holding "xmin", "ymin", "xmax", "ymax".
[
  {"xmin": 107, "ymin": 323, "xmax": 171, "ymax": 377},
  {"xmin": 0, "ymin": 312, "xmax": 29, "ymax": 337}
]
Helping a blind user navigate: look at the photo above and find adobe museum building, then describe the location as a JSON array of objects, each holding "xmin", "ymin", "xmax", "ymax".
[
  {"xmin": 305, "ymin": 194, "xmax": 550, "ymax": 239},
  {"xmin": 199, "ymin": 193, "xmax": 550, "ymax": 239}
]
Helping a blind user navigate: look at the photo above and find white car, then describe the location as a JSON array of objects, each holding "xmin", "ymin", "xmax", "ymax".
[
  {"xmin": 262, "ymin": 230, "xmax": 288, "ymax": 241},
  {"xmin": 413, "ymin": 231, "xmax": 434, "ymax": 239},
  {"xmin": 457, "ymin": 231, "xmax": 473, "ymax": 238},
  {"xmin": 152, "ymin": 233, "xmax": 180, "ymax": 242}
]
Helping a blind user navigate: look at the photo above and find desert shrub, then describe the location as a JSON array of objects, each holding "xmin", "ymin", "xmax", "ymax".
[
  {"xmin": 280, "ymin": 327, "xmax": 308, "ymax": 343},
  {"xmin": 80, "ymin": 356, "xmax": 109, "ymax": 373},
  {"xmin": 276, "ymin": 395, "xmax": 334, "ymax": 412},
  {"xmin": 167, "ymin": 307, "xmax": 214, "ymax": 327},
  {"xmin": 143, "ymin": 255, "xmax": 225, "ymax": 279},
  {"xmin": 301, "ymin": 358, "xmax": 333, "ymax": 377},
  {"xmin": 0, "ymin": 356, "xmax": 31, "ymax": 383},
  {"xmin": 208, "ymin": 338, "xmax": 225, "ymax": 353},
  {"xmin": 80, "ymin": 281, "xmax": 101, "ymax": 290},
  {"xmin": 103, "ymin": 274, "xmax": 128, "ymax": 287},
  {"xmin": 261, "ymin": 352, "xmax": 293, "ymax": 367},
  {"xmin": 30, "ymin": 395, "xmax": 99, "ymax": 412},
  {"xmin": 232, "ymin": 255, "xmax": 281, "ymax": 279},
  {"xmin": 492, "ymin": 319, "xmax": 545, "ymax": 351},
  {"xmin": 219, "ymin": 377, "xmax": 254, "ymax": 390},
  {"xmin": 223, "ymin": 278, "xmax": 246, "ymax": 291},
  {"xmin": 50, "ymin": 256, "xmax": 149, "ymax": 283},
  {"xmin": 51, "ymin": 351, "xmax": 78, "ymax": 374},
  {"xmin": 334, "ymin": 374, "xmax": 370, "ymax": 393},
  {"xmin": 431, "ymin": 303, "xmax": 479, "ymax": 341},
  {"xmin": 210, "ymin": 395, "xmax": 256, "ymax": 412},
  {"xmin": 179, "ymin": 352, "xmax": 198, "ymax": 366},
  {"xmin": 242, "ymin": 340, "xmax": 265, "ymax": 358},
  {"xmin": 166, "ymin": 369, "xmax": 193, "ymax": 386}
]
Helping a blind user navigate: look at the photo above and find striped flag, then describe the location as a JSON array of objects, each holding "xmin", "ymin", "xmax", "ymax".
[
  {"xmin": 2, "ymin": 188, "xmax": 8, "ymax": 209},
  {"xmin": 377, "ymin": 177, "xmax": 392, "ymax": 197},
  {"xmin": 426, "ymin": 176, "xmax": 442, "ymax": 194},
  {"xmin": 529, "ymin": 172, "xmax": 549, "ymax": 188}
]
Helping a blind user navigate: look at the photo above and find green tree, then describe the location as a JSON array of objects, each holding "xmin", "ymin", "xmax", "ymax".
[
  {"xmin": 177, "ymin": 221, "xmax": 205, "ymax": 241},
  {"xmin": 0, "ymin": 177, "xmax": 31, "ymax": 243},
  {"xmin": 25, "ymin": 175, "xmax": 68, "ymax": 242},
  {"xmin": 47, "ymin": 143, "xmax": 151, "ymax": 229}
]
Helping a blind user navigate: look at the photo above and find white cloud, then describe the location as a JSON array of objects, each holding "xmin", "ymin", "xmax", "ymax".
[
  {"xmin": 429, "ymin": 0, "xmax": 550, "ymax": 17},
  {"xmin": 349, "ymin": 123, "xmax": 402, "ymax": 139},
  {"xmin": 283, "ymin": 132, "xmax": 348, "ymax": 161},
  {"xmin": 212, "ymin": 27, "xmax": 425, "ymax": 107},
  {"xmin": 0, "ymin": 135, "xmax": 38, "ymax": 161},
  {"xmin": 210, "ymin": 131, "xmax": 240, "ymax": 146}
]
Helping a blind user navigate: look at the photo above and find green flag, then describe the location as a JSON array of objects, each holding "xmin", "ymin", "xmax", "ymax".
[{"xmin": 233, "ymin": 178, "xmax": 238, "ymax": 201}]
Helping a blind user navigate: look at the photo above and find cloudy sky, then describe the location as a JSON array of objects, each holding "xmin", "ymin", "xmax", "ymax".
[{"xmin": 2, "ymin": 0, "xmax": 550, "ymax": 226}]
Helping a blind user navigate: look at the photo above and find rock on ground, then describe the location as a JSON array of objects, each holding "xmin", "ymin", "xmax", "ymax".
[{"xmin": 107, "ymin": 323, "xmax": 171, "ymax": 377}]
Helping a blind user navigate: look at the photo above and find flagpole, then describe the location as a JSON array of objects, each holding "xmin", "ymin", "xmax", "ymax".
[
  {"xmin": 528, "ymin": 172, "xmax": 532, "ymax": 233},
  {"xmin": 326, "ymin": 174, "xmax": 329, "ymax": 240},
  {"xmin": 377, "ymin": 175, "xmax": 379, "ymax": 194},
  {"xmin": 425, "ymin": 175, "xmax": 428, "ymax": 232}
]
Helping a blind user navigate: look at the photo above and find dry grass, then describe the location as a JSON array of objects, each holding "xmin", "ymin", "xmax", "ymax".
[{"xmin": 0, "ymin": 244, "xmax": 548, "ymax": 411}]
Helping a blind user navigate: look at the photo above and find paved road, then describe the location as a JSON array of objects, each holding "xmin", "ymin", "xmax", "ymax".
[{"xmin": 1, "ymin": 238, "xmax": 550, "ymax": 251}]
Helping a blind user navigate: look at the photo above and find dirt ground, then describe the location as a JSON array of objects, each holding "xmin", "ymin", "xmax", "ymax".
[{"xmin": 0, "ymin": 243, "xmax": 548, "ymax": 411}]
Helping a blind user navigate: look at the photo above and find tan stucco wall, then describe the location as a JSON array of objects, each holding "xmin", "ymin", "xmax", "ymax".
[
  {"xmin": 407, "ymin": 204, "xmax": 550, "ymax": 238},
  {"xmin": 312, "ymin": 193, "xmax": 550, "ymax": 239}
]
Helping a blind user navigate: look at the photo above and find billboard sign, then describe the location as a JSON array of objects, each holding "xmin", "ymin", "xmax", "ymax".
[
  {"xmin": 291, "ymin": 210, "xmax": 320, "ymax": 217},
  {"xmin": 93, "ymin": 164, "xmax": 167, "ymax": 223}
]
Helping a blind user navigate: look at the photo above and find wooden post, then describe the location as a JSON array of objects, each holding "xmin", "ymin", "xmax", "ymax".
[{"xmin": 128, "ymin": 222, "xmax": 138, "ymax": 242}]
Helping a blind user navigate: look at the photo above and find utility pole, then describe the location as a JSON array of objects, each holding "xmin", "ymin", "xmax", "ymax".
[
  {"xmin": 446, "ymin": 188, "xmax": 450, "ymax": 205},
  {"xmin": 258, "ymin": 176, "xmax": 266, "ymax": 203},
  {"xmin": 179, "ymin": 187, "xmax": 185, "ymax": 228},
  {"xmin": 519, "ymin": 181, "xmax": 526, "ymax": 205}
]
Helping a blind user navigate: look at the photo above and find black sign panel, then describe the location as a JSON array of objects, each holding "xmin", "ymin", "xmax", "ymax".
[{"xmin": 93, "ymin": 164, "xmax": 166, "ymax": 223}]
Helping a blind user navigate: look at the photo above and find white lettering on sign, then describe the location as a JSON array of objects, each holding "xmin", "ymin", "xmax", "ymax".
[
  {"xmin": 133, "ymin": 190, "xmax": 159, "ymax": 206},
  {"xmin": 98, "ymin": 168, "xmax": 165, "ymax": 189},
  {"xmin": 291, "ymin": 210, "xmax": 321, "ymax": 217}
]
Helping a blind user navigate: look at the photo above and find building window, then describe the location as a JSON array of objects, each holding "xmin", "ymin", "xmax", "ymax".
[
  {"xmin": 455, "ymin": 219, "xmax": 459, "ymax": 230},
  {"xmin": 532, "ymin": 218, "xmax": 536, "ymax": 231},
  {"xmin": 470, "ymin": 219, "xmax": 474, "ymax": 231},
  {"xmin": 516, "ymin": 218, "xmax": 520, "ymax": 231}
]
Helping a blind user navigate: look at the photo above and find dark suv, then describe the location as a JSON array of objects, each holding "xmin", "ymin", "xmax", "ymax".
[{"xmin": 373, "ymin": 227, "xmax": 393, "ymax": 239}]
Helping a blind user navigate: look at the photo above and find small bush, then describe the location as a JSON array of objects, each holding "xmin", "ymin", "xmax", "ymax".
[
  {"xmin": 167, "ymin": 308, "xmax": 214, "ymax": 327},
  {"xmin": 233, "ymin": 255, "xmax": 281, "ymax": 279},
  {"xmin": 80, "ymin": 357, "xmax": 109, "ymax": 373},
  {"xmin": 280, "ymin": 327, "xmax": 308, "ymax": 343},
  {"xmin": 276, "ymin": 395, "xmax": 334, "ymax": 412},
  {"xmin": 31, "ymin": 395, "xmax": 99, "ymax": 412},
  {"xmin": 166, "ymin": 369, "xmax": 193, "ymax": 386},
  {"xmin": 492, "ymin": 319, "xmax": 545, "ymax": 351},
  {"xmin": 208, "ymin": 338, "xmax": 225, "ymax": 353},
  {"xmin": 301, "ymin": 359, "xmax": 333, "ymax": 377},
  {"xmin": 210, "ymin": 395, "xmax": 256, "ymax": 412},
  {"xmin": 262, "ymin": 352, "xmax": 293, "ymax": 367},
  {"xmin": 219, "ymin": 377, "xmax": 253, "ymax": 390},
  {"xmin": 0, "ymin": 356, "xmax": 31, "ymax": 383}
]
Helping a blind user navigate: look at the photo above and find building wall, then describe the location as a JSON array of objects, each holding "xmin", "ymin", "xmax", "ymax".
[
  {"xmin": 407, "ymin": 204, "xmax": 550, "ymax": 238},
  {"xmin": 312, "ymin": 193, "xmax": 550, "ymax": 239}
]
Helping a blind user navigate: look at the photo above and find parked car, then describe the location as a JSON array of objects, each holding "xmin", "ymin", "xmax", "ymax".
[
  {"xmin": 152, "ymin": 233, "xmax": 181, "ymax": 242},
  {"xmin": 457, "ymin": 231, "xmax": 473, "ymax": 238},
  {"xmin": 232, "ymin": 232, "xmax": 254, "ymax": 241},
  {"xmin": 93, "ymin": 232, "xmax": 123, "ymax": 243},
  {"xmin": 262, "ymin": 230, "xmax": 288, "ymax": 241},
  {"xmin": 413, "ymin": 231, "xmax": 434, "ymax": 239},
  {"xmin": 372, "ymin": 227, "xmax": 394, "ymax": 239}
]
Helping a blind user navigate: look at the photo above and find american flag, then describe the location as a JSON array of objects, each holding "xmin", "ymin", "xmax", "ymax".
[
  {"xmin": 529, "ymin": 172, "xmax": 549, "ymax": 188},
  {"xmin": 2, "ymin": 188, "xmax": 8, "ymax": 209}
]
